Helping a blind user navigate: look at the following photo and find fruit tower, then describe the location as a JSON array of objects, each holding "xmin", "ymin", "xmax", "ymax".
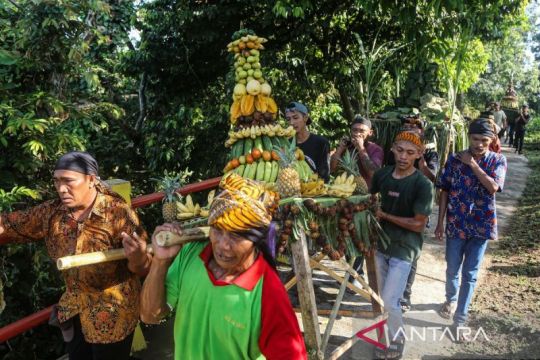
[{"xmin": 223, "ymin": 29, "xmax": 314, "ymax": 198}]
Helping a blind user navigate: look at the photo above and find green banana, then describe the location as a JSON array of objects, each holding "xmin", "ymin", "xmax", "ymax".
[
  {"xmin": 248, "ymin": 162, "xmax": 258, "ymax": 179},
  {"xmin": 301, "ymin": 160, "xmax": 313, "ymax": 180},
  {"xmin": 243, "ymin": 138, "xmax": 253, "ymax": 156},
  {"xmin": 261, "ymin": 135, "xmax": 273, "ymax": 152},
  {"xmin": 270, "ymin": 161, "xmax": 279, "ymax": 182},
  {"xmin": 254, "ymin": 137, "xmax": 264, "ymax": 152},
  {"xmin": 263, "ymin": 161, "xmax": 272, "ymax": 182},
  {"xmin": 235, "ymin": 164, "xmax": 245, "ymax": 177},
  {"xmin": 294, "ymin": 161, "xmax": 306, "ymax": 182},
  {"xmin": 255, "ymin": 160, "xmax": 265, "ymax": 181},
  {"xmin": 232, "ymin": 139, "xmax": 244, "ymax": 159},
  {"xmin": 243, "ymin": 163, "xmax": 254, "ymax": 179}
]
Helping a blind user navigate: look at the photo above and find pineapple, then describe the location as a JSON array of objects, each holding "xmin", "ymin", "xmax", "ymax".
[
  {"xmin": 338, "ymin": 149, "xmax": 368, "ymax": 194},
  {"xmin": 274, "ymin": 138, "xmax": 301, "ymax": 198},
  {"xmin": 156, "ymin": 174, "xmax": 182, "ymax": 222}
]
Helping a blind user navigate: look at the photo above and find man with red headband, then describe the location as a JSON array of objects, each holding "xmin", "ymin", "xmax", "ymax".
[
  {"xmin": 370, "ymin": 132, "xmax": 434, "ymax": 359},
  {"xmin": 140, "ymin": 174, "xmax": 307, "ymax": 360}
]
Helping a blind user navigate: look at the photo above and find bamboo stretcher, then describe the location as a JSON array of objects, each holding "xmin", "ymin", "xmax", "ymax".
[{"xmin": 56, "ymin": 227, "xmax": 210, "ymax": 270}]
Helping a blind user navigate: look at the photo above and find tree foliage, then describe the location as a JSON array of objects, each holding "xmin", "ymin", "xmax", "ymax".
[{"xmin": 0, "ymin": 1, "xmax": 537, "ymax": 358}]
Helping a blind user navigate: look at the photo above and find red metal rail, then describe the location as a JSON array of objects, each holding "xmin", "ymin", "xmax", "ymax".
[{"xmin": 0, "ymin": 177, "xmax": 221, "ymax": 343}]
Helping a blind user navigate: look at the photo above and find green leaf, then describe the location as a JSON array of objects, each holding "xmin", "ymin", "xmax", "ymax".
[{"xmin": 0, "ymin": 49, "xmax": 18, "ymax": 65}]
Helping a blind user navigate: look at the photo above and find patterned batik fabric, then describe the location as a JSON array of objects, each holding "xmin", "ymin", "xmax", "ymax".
[
  {"xmin": 436, "ymin": 151, "xmax": 507, "ymax": 240},
  {"xmin": 0, "ymin": 191, "xmax": 147, "ymax": 344}
]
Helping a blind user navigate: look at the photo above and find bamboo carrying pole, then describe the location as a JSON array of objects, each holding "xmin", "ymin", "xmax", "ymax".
[{"xmin": 56, "ymin": 227, "xmax": 210, "ymax": 271}]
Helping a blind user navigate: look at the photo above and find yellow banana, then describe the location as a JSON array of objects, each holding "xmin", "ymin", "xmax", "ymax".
[
  {"xmin": 178, "ymin": 212, "xmax": 195, "ymax": 219},
  {"xmin": 207, "ymin": 190, "xmax": 216, "ymax": 206},
  {"xmin": 185, "ymin": 194, "xmax": 195, "ymax": 212},
  {"xmin": 176, "ymin": 202, "xmax": 190, "ymax": 213}
]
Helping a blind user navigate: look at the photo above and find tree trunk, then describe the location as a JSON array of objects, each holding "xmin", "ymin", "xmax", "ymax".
[
  {"xmin": 338, "ymin": 86, "xmax": 354, "ymax": 122},
  {"xmin": 135, "ymin": 72, "xmax": 148, "ymax": 131}
]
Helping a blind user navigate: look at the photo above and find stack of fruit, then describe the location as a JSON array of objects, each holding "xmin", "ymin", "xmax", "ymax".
[{"xmin": 223, "ymin": 29, "xmax": 314, "ymax": 198}]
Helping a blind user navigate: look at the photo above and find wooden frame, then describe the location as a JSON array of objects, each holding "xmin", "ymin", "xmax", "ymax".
[{"xmin": 288, "ymin": 227, "xmax": 385, "ymax": 359}]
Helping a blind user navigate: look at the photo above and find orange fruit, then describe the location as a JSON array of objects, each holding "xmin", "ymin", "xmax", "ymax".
[
  {"xmin": 262, "ymin": 150, "xmax": 271, "ymax": 161},
  {"xmin": 238, "ymin": 42, "xmax": 246, "ymax": 50},
  {"xmin": 251, "ymin": 148, "xmax": 262, "ymax": 160},
  {"xmin": 271, "ymin": 151, "xmax": 280, "ymax": 161},
  {"xmin": 230, "ymin": 158, "xmax": 240, "ymax": 168},
  {"xmin": 246, "ymin": 154, "xmax": 254, "ymax": 164}
]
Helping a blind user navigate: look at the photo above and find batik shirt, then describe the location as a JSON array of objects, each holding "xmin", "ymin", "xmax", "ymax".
[
  {"xmin": 436, "ymin": 151, "xmax": 507, "ymax": 240},
  {"xmin": 0, "ymin": 191, "xmax": 147, "ymax": 343}
]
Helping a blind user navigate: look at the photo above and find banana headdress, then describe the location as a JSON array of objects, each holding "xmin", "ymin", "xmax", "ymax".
[{"xmin": 208, "ymin": 173, "xmax": 279, "ymax": 238}]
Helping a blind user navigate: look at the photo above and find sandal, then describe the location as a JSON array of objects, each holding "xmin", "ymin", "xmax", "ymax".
[
  {"xmin": 374, "ymin": 338, "xmax": 405, "ymax": 360},
  {"xmin": 399, "ymin": 299, "xmax": 411, "ymax": 313},
  {"xmin": 438, "ymin": 301, "xmax": 456, "ymax": 319}
]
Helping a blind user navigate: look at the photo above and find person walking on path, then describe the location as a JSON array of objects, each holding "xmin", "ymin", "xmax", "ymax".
[
  {"xmin": 285, "ymin": 101, "xmax": 330, "ymax": 182},
  {"xmin": 491, "ymin": 102, "xmax": 507, "ymax": 140},
  {"xmin": 370, "ymin": 131, "xmax": 434, "ymax": 359},
  {"xmin": 514, "ymin": 104, "xmax": 530, "ymax": 155},
  {"xmin": 385, "ymin": 115, "xmax": 439, "ymax": 312},
  {"xmin": 435, "ymin": 118, "xmax": 507, "ymax": 341}
]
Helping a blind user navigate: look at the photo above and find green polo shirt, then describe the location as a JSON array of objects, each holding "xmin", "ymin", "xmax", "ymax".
[{"xmin": 165, "ymin": 241, "xmax": 307, "ymax": 360}]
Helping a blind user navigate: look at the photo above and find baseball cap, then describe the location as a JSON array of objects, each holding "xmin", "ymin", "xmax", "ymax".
[{"xmin": 285, "ymin": 102, "xmax": 311, "ymax": 125}]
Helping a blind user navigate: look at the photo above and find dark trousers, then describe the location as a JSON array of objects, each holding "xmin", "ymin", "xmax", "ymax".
[
  {"xmin": 66, "ymin": 316, "xmax": 134, "ymax": 360},
  {"xmin": 508, "ymin": 124, "xmax": 515, "ymax": 146},
  {"xmin": 514, "ymin": 129, "xmax": 526, "ymax": 153},
  {"xmin": 401, "ymin": 258, "xmax": 418, "ymax": 303},
  {"xmin": 497, "ymin": 128, "xmax": 506, "ymax": 139}
]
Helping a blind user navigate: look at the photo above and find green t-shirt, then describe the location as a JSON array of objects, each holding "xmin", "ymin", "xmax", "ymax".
[
  {"xmin": 166, "ymin": 241, "xmax": 264, "ymax": 360},
  {"xmin": 371, "ymin": 166, "xmax": 434, "ymax": 262}
]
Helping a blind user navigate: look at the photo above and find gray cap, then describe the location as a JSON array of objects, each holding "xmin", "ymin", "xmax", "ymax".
[{"xmin": 285, "ymin": 102, "xmax": 311, "ymax": 125}]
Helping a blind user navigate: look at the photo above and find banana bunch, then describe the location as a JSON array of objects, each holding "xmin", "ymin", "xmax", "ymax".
[
  {"xmin": 209, "ymin": 173, "xmax": 276, "ymax": 232},
  {"xmin": 225, "ymin": 124, "xmax": 295, "ymax": 147},
  {"xmin": 176, "ymin": 194, "xmax": 201, "ymax": 219},
  {"xmin": 326, "ymin": 172, "xmax": 356, "ymax": 198},
  {"xmin": 231, "ymin": 94, "xmax": 278, "ymax": 122},
  {"xmin": 301, "ymin": 178, "xmax": 327, "ymax": 197},
  {"xmin": 199, "ymin": 190, "xmax": 216, "ymax": 218}
]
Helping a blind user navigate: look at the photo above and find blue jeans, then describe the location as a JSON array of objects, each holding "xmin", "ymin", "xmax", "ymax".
[
  {"xmin": 445, "ymin": 238, "xmax": 488, "ymax": 325},
  {"xmin": 375, "ymin": 251, "xmax": 412, "ymax": 341}
]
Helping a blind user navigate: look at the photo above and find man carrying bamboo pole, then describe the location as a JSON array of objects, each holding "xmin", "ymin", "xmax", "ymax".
[
  {"xmin": 0, "ymin": 151, "xmax": 150, "ymax": 360},
  {"xmin": 435, "ymin": 118, "xmax": 507, "ymax": 341},
  {"xmin": 370, "ymin": 131, "xmax": 434, "ymax": 359},
  {"xmin": 140, "ymin": 173, "xmax": 307, "ymax": 360}
]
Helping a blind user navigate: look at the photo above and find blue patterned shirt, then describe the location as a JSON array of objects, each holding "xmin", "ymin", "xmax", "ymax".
[{"xmin": 436, "ymin": 151, "xmax": 507, "ymax": 241}]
